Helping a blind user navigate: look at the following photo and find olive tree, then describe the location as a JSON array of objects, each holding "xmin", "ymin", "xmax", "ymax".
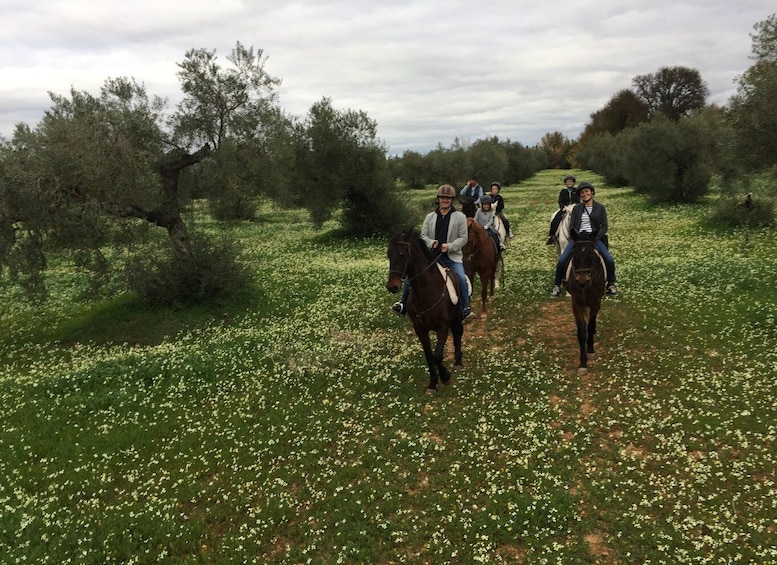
[
  {"xmin": 292, "ymin": 97, "xmax": 414, "ymax": 236},
  {"xmin": 622, "ymin": 110, "xmax": 721, "ymax": 203}
]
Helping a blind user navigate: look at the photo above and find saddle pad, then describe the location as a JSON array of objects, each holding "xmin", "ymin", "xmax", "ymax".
[{"xmin": 436, "ymin": 264, "xmax": 471, "ymax": 305}]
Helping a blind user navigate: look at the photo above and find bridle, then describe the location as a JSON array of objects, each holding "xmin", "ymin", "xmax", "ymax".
[
  {"xmin": 388, "ymin": 239, "xmax": 449, "ymax": 318},
  {"xmin": 570, "ymin": 244, "xmax": 604, "ymax": 291},
  {"xmin": 388, "ymin": 239, "xmax": 442, "ymax": 284}
]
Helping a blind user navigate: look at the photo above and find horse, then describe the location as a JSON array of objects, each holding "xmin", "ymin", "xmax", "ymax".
[
  {"xmin": 563, "ymin": 240, "xmax": 606, "ymax": 376},
  {"xmin": 550, "ymin": 204, "xmax": 574, "ymax": 256},
  {"xmin": 491, "ymin": 213, "xmax": 508, "ymax": 251},
  {"xmin": 462, "ymin": 218, "xmax": 503, "ymax": 320},
  {"xmin": 386, "ymin": 230, "xmax": 464, "ymax": 393},
  {"xmin": 459, "ymin": 197, "xmax": 477, "ymax": 218}
]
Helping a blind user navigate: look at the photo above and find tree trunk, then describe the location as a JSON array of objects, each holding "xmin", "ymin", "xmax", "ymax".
[{"xmin": 155, "ymin": 145, "xmax": 211, "ymax": 260}]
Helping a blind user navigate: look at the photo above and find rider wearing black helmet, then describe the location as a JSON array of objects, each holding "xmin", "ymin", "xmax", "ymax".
[
  {"xmin": 550, "ymin": 181, "xmax": 618, "ymax": 297},
  {"xmin": 489, "ymin": 181, "xmax": 513, "ymax": 239},
  {"xmin": 474, "ymin": 194, "xmax": 505, "ymax": 252},
  {"xmin": 547, "ymin": 174, "xmax": 580, "ymax": 245}
]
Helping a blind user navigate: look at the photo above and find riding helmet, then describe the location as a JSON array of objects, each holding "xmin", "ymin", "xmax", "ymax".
[
  {"xmin": 490, "ymin": 182, "xmax": 501, "ymax": 190},
  {"xmin": 436, "ymin": 184, "xmax": 456, "ymax": 198},
  {"xmin": 564, "ymin": 174, "xmax": 576, "ymax": 182},
  {"xmin": 480, "ymin": 195, "xmax": 493, "ymax": 204},
  {"xmin": 577, "ymin": 181, "xmax": 595, "ymax": 195}
]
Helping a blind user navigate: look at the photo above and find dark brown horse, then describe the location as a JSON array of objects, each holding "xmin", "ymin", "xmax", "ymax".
[
  {"xmin": 386, "ymin": 230, "xmax": 464, "ymax": 393},
  {"xmin": 459, "ymin": 197, "xmax": 477, "ymax": 218},
  {"xmin": 462, "ymin": 218, "xmax": 503, "ymax": 320},
  {"xmin": 564, "ymin": 241, "xmax": 606, "ymax": 375}
]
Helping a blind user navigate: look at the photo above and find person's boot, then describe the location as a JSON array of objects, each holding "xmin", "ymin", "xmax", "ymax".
[{"xmin": 391, "ymin": 301, "xmax": 406, "ymax": 315}]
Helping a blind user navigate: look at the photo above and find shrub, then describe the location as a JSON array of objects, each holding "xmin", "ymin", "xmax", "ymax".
[
  {"xmin": 124, "ymin": 231, "xmax": 251, "ymax": 307},
  {"xmin": 712, "ymin": 195, "xmax": 775, "ymax": 227},
  {"xmin": 576, "ymin": 132, "xmax": 629, "ymax": 186},
  {"xmin": 623, "ymin": 112, "xmax": 718, "ymax": 203}
]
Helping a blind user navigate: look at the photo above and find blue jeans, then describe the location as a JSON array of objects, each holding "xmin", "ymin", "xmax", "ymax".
[
  {"xmin": 440, "ymin": 256, "xmax": 469, "ymax": 311},
  {"xmin": 555, "ymin": 240, "xmax": 616, "ymax": 285},
  {"xmin": 400, "ymin": 256, "xmax": 469, "ymax": 311}
]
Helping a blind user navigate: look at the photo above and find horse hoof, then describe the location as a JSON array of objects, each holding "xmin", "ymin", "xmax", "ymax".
[
  {"xmin": 453, "ymin": 362, "xmax": 463, "ymax": 370},
  {"xmin": 479, "ymin": 313, "xmax": 487, "ymax": 320},
  {"xmin": 577, "ymin": 367, "xmax": 588, "ymax": 376},
  {"xmin": 426, "ymin": 388, "xmax": 437, "ymax": 395},
  {"xmin": 588, "ymin": 352, "xmax": 596, "ymax": 360}
]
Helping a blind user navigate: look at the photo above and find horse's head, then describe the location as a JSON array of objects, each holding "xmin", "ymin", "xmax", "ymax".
[
  {"xmin": 386, "ymin": 231, "xmax": 414, "ymax": 293},
  {"xmin": 571, "ymin": 241, "xmax": 597, "ymax": 285}
]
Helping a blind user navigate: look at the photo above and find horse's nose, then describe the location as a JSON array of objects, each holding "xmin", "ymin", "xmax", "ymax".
[{"xmin": 386, "ymin": 282, "xmax": 399, "ymax": 293}]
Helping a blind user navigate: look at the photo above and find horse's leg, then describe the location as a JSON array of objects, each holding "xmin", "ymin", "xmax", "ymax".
[
  {"xmin": 587, "ymin": 300, "xmax": 601, "ymax": 360},
  {"xmin": 414, "ymin": 327, "xmax": 439, "ymax": 392},
  {"xmin": 573, "ymin": 304, "xmax": 589, "ymax": 376},
  {"xmin": 423, "ymin": 328, "xmax": 450, "ymax": 392},
  {"xmin": 479, "ymin": 271, "xmax": 489, "ymax": 319},
  {"xmin": 451, "ymin": 317, "xmax": 464, "ymax": 369}
]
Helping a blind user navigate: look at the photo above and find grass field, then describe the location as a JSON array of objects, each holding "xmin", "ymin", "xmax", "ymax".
[{"xmin": 1, "ymin": 170, "xmax": 775, "ymax": 563}]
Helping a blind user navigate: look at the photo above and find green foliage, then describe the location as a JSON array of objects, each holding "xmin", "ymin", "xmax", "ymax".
[
  {"xmin": 711, "ymin": 171, "xmax": 776, "ymax": 227},
  {"xmin": 170, "ymin": 41, "xmax": 281, "ymax": 150},
  {"xmin": 712, "ymin": 194, "xmax": 775, "ymax": 227},
  {"xmin": 727, "ymin": 14, "xmax": 777, "ymax": 172},
  {"xmin": 124, "ymin": 230, "xmax": 251, "ymax": 307},
  {"xmin": 623, "ymin": 112, "xmax": 720, "ymax": 202},
  {"xmin": 582, "ymin": 89, "xmax": 649, "ymax": 139},
  {"xmin": 390, "ymin": 137, "xmax": 544, "ymax": 189},
  {"xmin": 575, "ymin": 132, "xmax": 630, "ymax": 187},
  {"xmin": 293, "ymin": 98, "xmax": 412, "ymax": 235}
]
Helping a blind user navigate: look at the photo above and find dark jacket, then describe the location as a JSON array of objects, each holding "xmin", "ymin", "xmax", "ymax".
[
  {"xmin": 570, "ymin": 201, "xmax": 608, "ymax": 243},
  {"xmin": 492, "ymin": 193, "xmax": 505, "ymax": 214},
  {"xmin": 558, "ymin": 187, "xmax": 580, "ymax": 208}
]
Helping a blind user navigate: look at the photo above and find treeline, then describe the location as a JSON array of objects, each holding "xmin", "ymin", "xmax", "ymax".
[
  {"xmin": 389, "ymin": 14, "xmax": 777, "ymax": 227},
  {"xmin": 387, "ymin": 137, "xmax": 546, "ymax": 190},
  {"xmin": 1, "ymin": 15, "xmax": 775, "ymax": 305}
]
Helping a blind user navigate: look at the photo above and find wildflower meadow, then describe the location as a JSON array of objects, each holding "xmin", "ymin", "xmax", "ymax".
[{"xmin": 0, "ymin": 170, "xmax": 775, "ymax": 563}]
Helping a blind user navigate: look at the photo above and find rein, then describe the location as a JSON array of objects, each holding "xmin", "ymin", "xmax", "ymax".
[{"xmin": 389, "ymin": 239, "xmax": 450, "ymax": 318}]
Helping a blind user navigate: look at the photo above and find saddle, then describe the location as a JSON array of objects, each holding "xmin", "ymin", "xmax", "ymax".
[{"xmin": 436, "ymin": 264, "xmax": 471, "ymax": 305}]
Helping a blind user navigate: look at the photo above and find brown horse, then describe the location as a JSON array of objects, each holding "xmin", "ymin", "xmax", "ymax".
[
  {"xmin": 564, "ymin": 241, "xmax": 606, "ymax": 375},
  {"xmin": 462, "ymin": 218, "xmax": 503, "ymax": 320},
  {"xmin": 386, "ymin": 230, "xmax": 464, "ymax": 393}
]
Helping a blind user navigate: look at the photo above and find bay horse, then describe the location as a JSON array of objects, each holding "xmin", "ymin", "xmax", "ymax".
[
  {"xmin": 386, "ymin": 230, "xmax": 464, "ymax": 393},
  {"xmin": 462, "ymin": 218, "xmax": 502, "ymax": 320},
  {"xmin": 563, "ymin": 240, "xmax": 606, "ymax": 376}
]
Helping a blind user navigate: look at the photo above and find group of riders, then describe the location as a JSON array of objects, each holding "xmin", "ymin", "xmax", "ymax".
[{"xmin": 391, "ymin": 173, "xmax": 618, "ymax": 321}]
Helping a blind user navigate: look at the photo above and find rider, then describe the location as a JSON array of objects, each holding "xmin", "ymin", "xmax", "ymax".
[
  {"xmin": 547, "ymin": 174, "xmax": 580, "ymax": 245},
  {"xmin": 459, "ymin": 175, "xmax": 483, "ymax": 208},
  {"xmin": 474, "ymin": 195, "xmax": 505, "ymax": 252},
  {"xmin": 392, "ymin": 184, "xmax": 472, "ymax": 319},
  {"xmin": 489, "ymin": 182, "xmax": 513, "ymax": 239},
  {"xmin": 550, "ymin": 181, "xmax": 618, "ymax": 298}
]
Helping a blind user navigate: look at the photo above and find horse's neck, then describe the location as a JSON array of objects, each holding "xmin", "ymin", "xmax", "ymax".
[{"xmin": 406, "ymin": 249, "xmax": 443, "ymax": 289}]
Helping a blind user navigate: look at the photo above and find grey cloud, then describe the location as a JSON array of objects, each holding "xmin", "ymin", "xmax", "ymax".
[{"xmin": 0, "ymin": 0, "xmax": 773, "ymax": 155}]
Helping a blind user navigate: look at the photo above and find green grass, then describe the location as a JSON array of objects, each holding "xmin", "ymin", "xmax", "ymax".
[{"xmin": 0, "ymin": 170, "xmax": 775, "ymax": 563}]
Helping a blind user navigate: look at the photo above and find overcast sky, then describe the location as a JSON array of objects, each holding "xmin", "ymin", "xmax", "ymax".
[{"xmin": 1, "ymin": 1, "xmax": 773, "ymax": 155}]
